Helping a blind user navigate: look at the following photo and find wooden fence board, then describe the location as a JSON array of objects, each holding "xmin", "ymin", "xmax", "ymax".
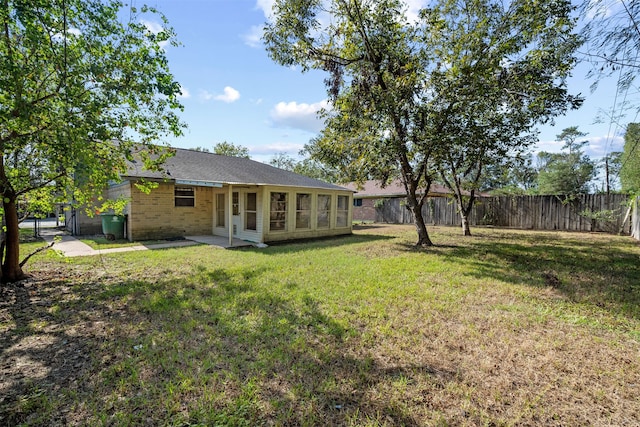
[
  {"xmin": 375, "ymin": 194, "xmax": 631, "ymax": 234},
  {"xmin": 632, "ymin": 197, "xmax": 640, "ymax": 240}
]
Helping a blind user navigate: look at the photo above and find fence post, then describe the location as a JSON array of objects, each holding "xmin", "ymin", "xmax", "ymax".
[{"xmin": 632, "ymin": 197, "xmax": 640, "ymax": 240}]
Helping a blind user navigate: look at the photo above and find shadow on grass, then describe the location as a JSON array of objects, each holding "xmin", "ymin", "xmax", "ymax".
[
  {"xmin": 0, "ymin": 264, "xmax": 454, "ymax": 426},
  {"xmin": 418, "ymin": 234, "xmax": 640, "ymax": 321},
  {"xmin": 0, "ymin": 275, "xmax": 110, "ymax": 425},
  {"xmin": 238, "ymin": 232, "xmax": 394, "ymax": 255}
]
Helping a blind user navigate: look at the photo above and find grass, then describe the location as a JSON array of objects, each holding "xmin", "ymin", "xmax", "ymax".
[{"xmin": 2, "ymin": 225, "xmax": 639, "ymax": 426}]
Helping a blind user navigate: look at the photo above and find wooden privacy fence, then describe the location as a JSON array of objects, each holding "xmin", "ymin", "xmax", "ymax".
[
  {"xmin": 632, "ymin": 197, "xmax": 640, "ymax": 240},
  {"xmin": 375, "ymin": 194, "xmax": 631, "ymax": 234}
]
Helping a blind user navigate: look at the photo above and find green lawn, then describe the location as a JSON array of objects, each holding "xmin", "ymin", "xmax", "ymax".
[{"xmin": 3, "ymin": 225, "xmax": 639, "ymax": 426}]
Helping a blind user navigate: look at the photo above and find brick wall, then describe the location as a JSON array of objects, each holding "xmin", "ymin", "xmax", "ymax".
[
  {"xmin": 352, "ymin": 198, "xmax": 378, "ymax": 222},
  {"xmin": 129, "ymin": 182, "xmax": 213, "ymax": 240}
]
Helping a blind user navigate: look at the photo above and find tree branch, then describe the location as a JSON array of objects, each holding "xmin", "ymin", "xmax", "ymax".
[
  {"xmin": 579, "ymin": 50, "xmax": 640, "ymax": 70},
  {"xmin": 621, "ymin": 0, "xmax": 640, "ymax": 41},
  {"xmin": 20, "ymin": 240, "xmax": 56, "ymax": 268},
  {"xmin": 15, "ymin": 172, "xmax": 67, "ymax": 197},
  {"xmin": 0, "ymin": 123, "xmax": 53, "ymax": 145}
]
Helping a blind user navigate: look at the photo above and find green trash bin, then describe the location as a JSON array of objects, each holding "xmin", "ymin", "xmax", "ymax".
[{"xmin": 101, "ymin": 214, "xmax": 125, "ymax": 240}]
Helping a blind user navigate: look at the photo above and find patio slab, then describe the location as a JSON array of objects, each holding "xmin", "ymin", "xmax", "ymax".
[
  {"xmin": 185, "ymin": 235, "xmax": 254, "ymax": 249},
  {"xmin": 39, "ymin": 229, "xmax": 254, "ymax": 257}
]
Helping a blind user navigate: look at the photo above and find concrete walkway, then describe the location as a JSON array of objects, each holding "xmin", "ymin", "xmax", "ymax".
[{"xmin": 39, "ymin": 229, "xmax": 254, "ymax": 257}]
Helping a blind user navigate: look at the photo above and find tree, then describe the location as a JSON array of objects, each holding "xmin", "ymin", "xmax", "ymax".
[
  {"xmin": 536, "ymin": 127, "xmax": 596, "ymax": 195},
  {"xmin": 190, "ymin": 146, "xmax": 211, "ymax": 152},
  {"xmin": 269, "ymin": 152, "xmax": 339, "ymax": 182},
  {"xmin": 423, "ymin": 0, "xmax": 581, "ymax": 235},
  {"xmin": 601, "ymin": 151, "xmax": 622, "ymax": 194},
  {"xmin": 265, "ymin": 0, "xmax": 440, "ymax": 246},
  {"xmin": 294, "ymin": 157, "xmax": 340, "ymax": 183},
  {"xmin": 0, "ymin": 0, "xmax": 184, "ymax": 282},
  {"xmin": 265, "ymin": 0, "xmax": 582, "ymax": 241},
  {"xmin": 479, "ymin": 153, "xmax": 538, "ymax": 195},
  {"xmin": 212, "ymin": 141, "xmax": 250, "ymax": 158},
  {"xmin": 620, "ymin": 122, "xmax": 640, "ymax": 194},
  {"xmin": 581, "ymin": 0, "xmax": 640, "ymax": 95},
  {"xmin": 268, "ymin": 152, "xmax": 297, "ymax": 171}
]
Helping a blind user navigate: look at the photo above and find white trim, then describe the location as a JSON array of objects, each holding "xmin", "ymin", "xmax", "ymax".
[
  {"xmin": 228, "ymin": 184, "xmax": 233, "ymax": 247},
  {"xmin": 175, "ymin": 179, "xmax": 223, "ymax": 187}
]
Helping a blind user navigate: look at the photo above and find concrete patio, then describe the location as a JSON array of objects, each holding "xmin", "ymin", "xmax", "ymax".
[{"xmin": 39, "ymin": 229, "xmax": 255, "ymax": 257}]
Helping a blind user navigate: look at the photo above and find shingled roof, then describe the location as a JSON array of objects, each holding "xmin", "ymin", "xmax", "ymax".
[
  {"xmin": 122, "ymin": 147, "xmax": 348, "ymax": 191},
  {"xmin": 342, "ymin": 180, "xmax": 452, "ymax": 197}
]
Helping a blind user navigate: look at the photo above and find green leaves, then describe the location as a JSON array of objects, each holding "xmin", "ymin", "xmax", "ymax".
[
  {"xmin": 621, "ymin": 123, "xmax": 640, "ymax": 195},
  {"xmin": 212, "ymin": 142, "xmax": 251, "ymax": 159},
  {"xmin": 1, "ymin": 0, "xmax": 184, "ymax": 190},
  {"xmin": 264, "ymin": 0, "xmax": 581, "ymax": 240},
  {"xmin": 0, "ymin": 0, "xmax": 185, "ymax": 276},
  {"xmin": 536, "ymin": 127, "xmax": 597, "ymax": 195}
]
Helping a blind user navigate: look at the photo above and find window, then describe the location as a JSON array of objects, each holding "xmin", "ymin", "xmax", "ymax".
[
  {"xmin": 232, "ymin": 192, "xmax": 239, "ymax": 216},
  {"xmin": 175, "ymin": 186, "xmax": 195, "ymax": 207},
  {"xmin": 216, "ymin": 193, "xmax": 225, "ymax": 227},
  {"xmin": 336, "ymin": 195, "xmax": 349, "ymax": 227},
  {"xmin": 354, "ymin": 198, "xmax": 363, "ymax": 207},
  {"xmin": 296, "ymin": 193, "xmax": 311, "ymax": 229},
  {"xmin": 317, "ymin": 195, "xmax": 331, "ymax": 228},
  {"xmin": 270, "ymin": 192, "xmax": 287, "ymax": 231},
  {"xmin": 245, "ymin": 193, "xmax": 257, "ymax": 231}
]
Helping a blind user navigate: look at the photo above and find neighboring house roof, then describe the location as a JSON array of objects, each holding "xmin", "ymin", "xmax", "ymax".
[
  {"xmin": 123, "ymin": 147, "xmax": 349, "ymax": 191},
  {"xmin": 343, "ymin": 180, "xmax": 453, "ymax": 198}
]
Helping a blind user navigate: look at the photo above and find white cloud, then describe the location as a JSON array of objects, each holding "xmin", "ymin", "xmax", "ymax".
[
  {"xmin": 270, "ymin": 100, "xmax": 330, "ymax": 133},
  {"xmin": 141, "ymin": 19, "xmax": 169, "ymax": 48},
  {"xmin": 583, "ymin": 135, "xmax": 625, "ymax": 158},
  {"xmin": 199, "ymin": 90, "xmax": 214, "ymax": 101},
  {"xmin": 534, "ymin": 135, "xmax": 624, "ymax": 159},
  {"xmin": 52, "ymin": 27, "xmax": 81, "ymax": 43},
  {"xmin": 243, "ymin": 25, "xmax": 264, "ymax": 48},
  {"xmin": 404, "ymin": 0, "xmax": 429, "ymax": 23},
  {"xmin": 250, "ymin": 142, "xmax": 305, "ymax": 155},
  {"xmin": 586, "ymin": 0, "xmax": 620, "ymax": 19},
  {"xmin": 257, "ymin": 0, "xmax": 429, "ymax": 22},
  {"xmin": 141, "ymin": 19, "xmax": 163, "ymax": 34},
  {"xmin": 200, "ymin": 87, "xmax": 241, "ymax": 103},
  {"xmin": 215, "ymin": 86, "xmax": 241, "ymax": 103},
  {"xmin": 534, "ymin": 138, "xmax": 564, "ymax": 154},
  {"xmin": 256, "ymin": 0, "xmax": 276, "ymax": 19},
  {"xmin": 177, "ymin": 85, "xmax": 191, "ymax": 99}
]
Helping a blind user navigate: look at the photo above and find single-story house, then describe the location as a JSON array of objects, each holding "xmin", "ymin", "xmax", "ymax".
[
  {"xmin": 342, "ymin": 180, "xmax": 454, "ymax": 222},
  {"xmin": 67, "ymin": 148, "xmax": 354, "ymax": 244}
]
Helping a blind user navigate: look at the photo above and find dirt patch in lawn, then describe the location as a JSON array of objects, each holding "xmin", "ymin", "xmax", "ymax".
[{"xmin": 0, "ymin": 269, "xmax": 123, "ymax": 426}]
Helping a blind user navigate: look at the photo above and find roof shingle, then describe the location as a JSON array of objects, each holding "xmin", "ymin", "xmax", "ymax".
[
  {"xmin": 123, "ymin": 147, "xmax": 348, "ymax": 191},
  {"xmin": 342, "ymin": 180, "xmax": 452, "ymax": 197}
]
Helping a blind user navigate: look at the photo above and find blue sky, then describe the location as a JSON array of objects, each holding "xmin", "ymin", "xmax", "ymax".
[{"xmin": 140, "ymin": 0, "xmax": 631, "ymax": 176}]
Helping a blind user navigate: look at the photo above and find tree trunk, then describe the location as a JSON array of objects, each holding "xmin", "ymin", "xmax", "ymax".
[
  {"xmin": 2, "ymin": 196, "xmax": 25, "ymax": 282},
  {"xmin": 460, "ymin": 213, "xmax": 471, "ymax": 236},
  {"xmin": 408, "ymin": 198, "xmax": 433, "ymax": 246},
  {"xmin": 457, "ymin": 193, "xmax": 475, "ymax": 237}
]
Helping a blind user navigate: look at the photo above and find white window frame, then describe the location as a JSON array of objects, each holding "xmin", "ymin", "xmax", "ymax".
[
  {"xmin": 336, "ymin": 195, "xmax": 349, "ymax": 227},
  {"xmin": 175, "ymin": 186, "xmax": 195, "ymax": 207},
  {"xmin": 245, "ymin": 192, "xmax": 257, "ymax": 231}
]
